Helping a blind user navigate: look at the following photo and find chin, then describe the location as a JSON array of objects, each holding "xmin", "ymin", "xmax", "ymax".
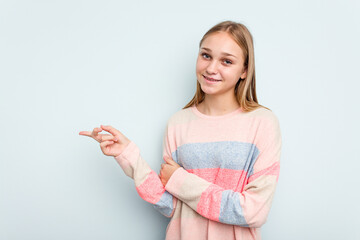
[{"xmin": 200, "ymin": 85, "xmax": 218, "ymax": 95}]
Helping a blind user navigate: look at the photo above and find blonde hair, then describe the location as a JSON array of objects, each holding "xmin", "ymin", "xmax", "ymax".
[{"xmin": 183, "ymin": 20, "xmax": 270, "ymax": 112}]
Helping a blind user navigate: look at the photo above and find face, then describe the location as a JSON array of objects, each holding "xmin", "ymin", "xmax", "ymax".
[{"xmin": 196, "ymin": 31, "xmax": 247, "ymax": 97}]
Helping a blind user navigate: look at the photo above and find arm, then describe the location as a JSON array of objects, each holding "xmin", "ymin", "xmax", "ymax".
[
  {"xmin": 113, "ymin": 123, "xmax": 178, "ymax": 218},
  {"xmin": 164, "ymin": 116, "xmax": 282, "ymax": 227},
  {"xmin": 153, "ymin": 121, "xmax": 179, "ymax": 217}
]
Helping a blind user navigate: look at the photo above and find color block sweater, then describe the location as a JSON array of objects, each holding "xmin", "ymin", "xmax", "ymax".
[{"xmin": 114, "ymin": 105, "xmax": 282, "ymax": 240}]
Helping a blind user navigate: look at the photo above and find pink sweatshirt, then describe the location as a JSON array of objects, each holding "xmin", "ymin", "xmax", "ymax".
[{"xmin": 114, "ymin": 105, "xmax": 282, "ymax": 240}]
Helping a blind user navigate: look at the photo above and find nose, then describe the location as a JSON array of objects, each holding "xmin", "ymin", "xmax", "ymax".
[{"xmin": 206, "ymin": 60, "xmax": 219, "ymax": 75}]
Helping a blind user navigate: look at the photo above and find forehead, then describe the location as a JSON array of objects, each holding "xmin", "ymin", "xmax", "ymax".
[{"xmin": 201, "ymin": 32, "xmax": 243, "ymax": 56}]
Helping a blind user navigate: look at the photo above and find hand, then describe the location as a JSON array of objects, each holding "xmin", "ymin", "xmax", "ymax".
[
  {"xmin": 159, "ymin": 156, "xmax": 181, "ymax": 186},
  {"xmin": 79, "ymin": 125, "xmax": 130, "ymax": 157}
]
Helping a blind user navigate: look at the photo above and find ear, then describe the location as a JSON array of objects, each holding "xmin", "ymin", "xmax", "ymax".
[{"xmin": 240, "ymin": 69, "xmax": 247, "ymax": 80}]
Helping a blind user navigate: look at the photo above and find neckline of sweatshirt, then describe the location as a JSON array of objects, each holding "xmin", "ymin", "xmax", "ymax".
[{"xmin": 191, "ymin": 104, "xmax": 244, "ymax": 120}]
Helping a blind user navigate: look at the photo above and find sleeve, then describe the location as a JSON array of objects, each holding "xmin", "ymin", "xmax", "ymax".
[
  {"xmin": 113, "ymin": 122, "xmax": 178, "ymax": 218},
  {"xmin": 164, "ymin": 115, "xmax": 282, "ymax": 228}
]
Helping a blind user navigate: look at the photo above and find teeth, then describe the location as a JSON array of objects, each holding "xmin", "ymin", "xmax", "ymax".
[{"xmin": 204, "ymin": 76, "xmax": 220, "ymax": 81}]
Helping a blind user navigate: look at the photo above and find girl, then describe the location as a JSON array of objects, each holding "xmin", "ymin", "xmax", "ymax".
[{"xmin": 79, "ymin": 20, "xmax": 282, "ymax": 240}]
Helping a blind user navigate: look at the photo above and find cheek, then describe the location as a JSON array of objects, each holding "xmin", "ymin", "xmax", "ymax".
[
  {"xmin": 219, "ymin": 70, "xmax": 237, "ymax": 83},
  {"xmin": 225, "ymin": 67, "xmax": 242, "ymax": 79},
  {"xmin": 196, "ymin": 59, "xmax": 206, "ymax": 73}
]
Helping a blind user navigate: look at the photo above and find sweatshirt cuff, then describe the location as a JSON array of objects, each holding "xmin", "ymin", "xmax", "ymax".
[
  {"xmin": 114, "ymin": 141, "xmax": 137, "ymax": 165},
  {"xmin": 165, "ymin": 167, "xmax": 188, "ymax": 196}
]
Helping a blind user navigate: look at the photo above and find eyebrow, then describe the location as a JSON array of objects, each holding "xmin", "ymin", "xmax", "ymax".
[{"xmin": 200, "ymin": 47, "xmax": 237, "ymax": 59}]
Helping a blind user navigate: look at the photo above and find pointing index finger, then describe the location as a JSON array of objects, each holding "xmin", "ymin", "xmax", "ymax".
[{"xmin": 79, "ymin": 131, "xmax": 91, "ymax": 136}]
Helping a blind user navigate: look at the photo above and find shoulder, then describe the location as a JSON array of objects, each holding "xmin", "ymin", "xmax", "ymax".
[
  {"xmin": 246, "ymin": 106, "xmax": 279, "ymax": 124},
  {"xmin": 244, "ymin": 107, "xmax": 281, "ymax": 135},
  {"xmin": 253, "ymin": 108, "xmax": 282, "ymax": 144},
  {"xmin": 166, "ymin": 106, "xmax": 197, "ymax": 126}
]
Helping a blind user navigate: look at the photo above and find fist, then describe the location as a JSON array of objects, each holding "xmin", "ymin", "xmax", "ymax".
[{"xmin": 159, "ymin": 156, "xmax": 181, "ymax": 186}]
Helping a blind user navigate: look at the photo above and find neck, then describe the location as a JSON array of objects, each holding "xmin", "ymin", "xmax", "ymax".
[{"xmin": 198, "ymin": 92, "xmax": 240, "ymax": 116}]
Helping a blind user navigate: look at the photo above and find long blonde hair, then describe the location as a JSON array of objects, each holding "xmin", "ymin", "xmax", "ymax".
[{"xmin": 183, "ymin": 20, "xmax": 270, "ymax": 112}]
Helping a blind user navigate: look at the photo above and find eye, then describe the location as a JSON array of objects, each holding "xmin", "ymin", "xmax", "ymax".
[
  {"xmin": 223, "ymin": 59, "xmax": 232, "ymax": 65},
  {"xmin": 201, "ymin": 53, "xmax": 211, "ymax": 59}
]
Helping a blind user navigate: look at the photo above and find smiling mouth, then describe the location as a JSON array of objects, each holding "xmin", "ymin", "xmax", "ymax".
[{"xmin": 203, "ymin": 75, "xmax": 222, "ymax": 82}]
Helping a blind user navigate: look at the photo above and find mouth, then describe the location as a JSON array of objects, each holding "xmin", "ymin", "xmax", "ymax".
[{"xmin": 203, "ymin": 75, "xmax": 222, "ymax": 82}]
